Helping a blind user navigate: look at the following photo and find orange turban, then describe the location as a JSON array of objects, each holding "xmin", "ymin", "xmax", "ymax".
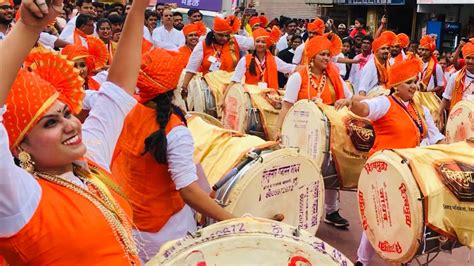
[
  {"xmin": 4, "ymin": 53, "xmax": 84, "ymax": 149},
  {"xmin": 137, "ymin": 48, "xmax": 188, "ymax": 103},
  {"xmin": 0, "ymin": 0, "xmax": 12, "ymax": 6},
  {"xmin": 183, "ymin": 21, "xmax": 207, "ymax": 36},
  {"xmin": 372, "ymin": 31, "xmax": 396, "ymax": 52},
  {"xmin": 214, "ymin": 16, "xmax": 240, "ymax": 34},
  {"xmin": 61, "ymin": 38, "xmax": 109, "ymax": 73},
  {"xmin": 387, "ymin": 57, "xmax": 423, "ymax": 88},
  {"xmin": 61, "ymin": 44, "xmax": 90, "ymax": 61},
  {"xmin": 253, "ymin": 26, "xmax": 281, "ymax": 48},
  {"xmin": 249, "ymin": 15, "xmax": 268, "ymax": 28},
  {"xmin": 392, "ymin": 33, "xmax": 409, "ymax": 48},
  {"xmin": 462, "ymin": 38, "xmax": 474, "ymax": 57},
  {"xmin": 305, "ymin": 33, "xmax": 342, "ymax": 60},
  {"xmin": 419, "ymin": 35, "xmax": 436, "ymax": 52},
  {"xmin": 307, "ymin": 18, "xmax": 325, "ymax": 35}
]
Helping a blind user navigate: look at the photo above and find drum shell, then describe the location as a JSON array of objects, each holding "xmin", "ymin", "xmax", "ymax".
[{"xmin": 445, "ymin": 100, "xmax": 474, "ymax": 143}]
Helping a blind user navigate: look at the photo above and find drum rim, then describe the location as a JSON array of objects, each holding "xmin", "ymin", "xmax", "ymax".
[{"xmin": 358, "ymin": 150, "xmax": 424, "ymax": 263}]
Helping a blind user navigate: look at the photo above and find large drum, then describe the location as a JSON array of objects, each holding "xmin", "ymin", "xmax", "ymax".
[
  {"xmin": 366, "ymin": 86, "xmax": 390, "ymax": 98},
  {"xmin": 358, "ymin": 140, "xmax": 474, "ymax": 263},
  {"xmin": 222, "ymin": 83, "xmax": 282, "ymax": 140},
  {"xmin": 445, "ymin": 100, "xmax": 474, "ymax": 143},
  {"xmin": 188, "ymin": 115, "xmax": 325, "ymax": 235},
  {"xmin": 173, "ymin": 72, "xmax": 218, "ymax": 117},
  {"xmin": 147, "ymin": 217, "xmax": 353, "ymax": 266},
  {"xmin": 413, "ymin": 91, "xmax": 443, "ymax": 129},
  {"xmin": 281, "ymin": 100, "xmax": 375, "ymax": 189}
]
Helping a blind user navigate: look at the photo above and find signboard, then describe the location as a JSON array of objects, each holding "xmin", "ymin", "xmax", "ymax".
[
  {"xmin": 164, "ymin": 0, "xmax": 223, "ymax": 12},
  {"xmin": 336, "ymin": 0, "xmax": 405, "ymax": 4}
]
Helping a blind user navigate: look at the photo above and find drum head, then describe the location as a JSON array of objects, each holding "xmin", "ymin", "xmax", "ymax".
[
  {"xmin": 445, "ymin": 100, "xmax": 474, "ymax": 143},
  {"xmin": 187, "ymin": 74, "xmax": 206, "ymax": 113},
  {"xmin": 172, "ymin": 70, "xmax": 188, "ymax": 111},
  {"xmin": 281, "ymin": 100, "xmax": 329, "ymax": 171},
  {"xmin": 218, "ymin": 148, "xmax": 324, "ymax": 236},
  {"xmin": 223, "ymin": 83, "xmax": 251, "ymax": 133},
  {"xmin": 187, "ymin": 112, "xmax": 223, "ymax": 128},
  {"xmin": 148, "ymin": 217, "xmax": 352, "ymax": 266},
  {"xmin": 358, "ymin": 151, "xmax": 424, "ymax": 263}
]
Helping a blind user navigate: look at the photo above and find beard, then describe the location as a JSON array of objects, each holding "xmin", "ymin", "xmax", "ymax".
[
  {"xmin": 0, "ymin": 16, "xmax": 13, "ymax": 25},
  {"xmin": 174, "ymin": 24, "xmax": 184, "ymax": 31}
]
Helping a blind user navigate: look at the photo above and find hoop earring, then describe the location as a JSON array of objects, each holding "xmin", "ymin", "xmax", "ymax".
[{"xmin": 18, "ymin": 148, "xmax": 35, "ymax": 173}]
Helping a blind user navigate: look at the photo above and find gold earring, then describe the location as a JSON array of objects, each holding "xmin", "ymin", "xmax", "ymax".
[{"xmin": 18, "ymin": 149, "xmax": 35, "ymax": 173}]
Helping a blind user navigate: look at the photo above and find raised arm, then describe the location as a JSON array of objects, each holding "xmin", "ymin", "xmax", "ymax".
[
  {"xmin": 0, "ymin": 0, "xmax": 63, "ymax": 106},
  {"xmin": 106, "ymin": 0, "xmax": 148, "ymax": 95}
]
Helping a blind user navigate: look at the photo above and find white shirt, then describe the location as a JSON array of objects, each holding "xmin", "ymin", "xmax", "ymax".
[
  {"xmin": 421, "ymin": 61, "xmax": 445, "ymax": 91},
  {"xmin": 151, "ymin": 26, "xmax": 185, "ymax": 51},
  {"xmin": 38, "ymin": 32, "xmax": 58, "ymax": 50},
  {"xmin": 143, "ymin": 25, "xmax": 152, "ymax": 43},
  {"xmin": 0, "ymin": 82, "xmax": 137, "ymax": 237},
  {"xmin": 59, "ymin": 15, "xmax": 97, "ymax": 42},
  {"xmin": 348, "ymin": 53, "xmax": 373, "ymax": 91},
  {"xmin": 292, "ymin": 43, "xmax": 304, "ymax": 65},
  {"xmin": 333, "ymin": 53, "xmax": 347, "ymax": 77},
  {"xmin": 63, "ymin": 31, "xmax": 88, "ymax": 48},
  {"xmin": 442, "ymin": 69, "xmax": 474, "ymax": 100},
  {"xmin": 231, "ymin": 55, "xmax": 296, "ymax": 84},
  {"xmin": 361, "ymin": 96, "xmax": 444, "ymax": 146},
  {"xmin": 388, "ymin": 50, "xmax": 407, "ymax": 66},
  {"xmin": 185, "ymin": 35, "xmax": 255, "ymax": 74},
  {"xmin": 358, "ymin": 57, "xmax": 382, "ymax": 94},
  {"xmin": 276, "ymin": 33, "xmax": 288, "ymax": 52},
  {"xmin": 283, "ymin": 71, "xmax": 353, "ymax": 104}
]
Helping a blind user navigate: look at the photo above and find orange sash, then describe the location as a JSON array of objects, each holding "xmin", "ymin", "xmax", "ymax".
[
  {"xmin": 421, "ymin": 57, "xmax": 436, "ymax": 89},
  {"xmin": 107, "ymin": 41, "xmax": 118, "ymax": 64},
  {"xmin": 201, "ymin": 36, "xmax": 240, "ymax": 74},
  {"xmin": 374, "ymin": 56, "xmax": 389, "ymax": 87},
  {"xmin": 73, "ymin": 28, "xmax": 87, "ymax": 46},
  {"xmin": 244, "ymin": 51, "xmax": 279, "ymax": 90},
  {"xmin": 450, "ymin": 68, "xmax": 466, "ymax": 110}
]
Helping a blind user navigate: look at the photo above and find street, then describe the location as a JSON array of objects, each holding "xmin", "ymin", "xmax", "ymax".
[{"xmin": 316, "ymin": 190, "xmax": 473, "ymax": 265}]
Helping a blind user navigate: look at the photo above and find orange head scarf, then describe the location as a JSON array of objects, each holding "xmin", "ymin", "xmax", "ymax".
[
  {"xmin": 307, "ymin": 18, "xmax": 325, "ymax": 35},
  {"xmin": 373, "ymin": 31, "xmax": 396, "ymax": 52},
  {"xmin": 305, "ymin": 33, "xmax": 342, "ymax": 61},
  {"xmin": 249, "ymin": 15, "xmax": 268, "ymax": 28},
  {"xmin": 392, "ymin": 33, "xmax": 409, "ymax": 48},
  {"xmin": 419, "ymin": 35, "xmax": 436, "ymax": 52},
  {"xmin": 137, "ymin": 48, "xmax": 187, "ymax": 103},
  {"xmin": 61, "ymin": 45, "xmax": 89, "ymax": 61},
  {"xmin": 213, "ymin": 16, "xmax": 241, "ymax": 34},
  {"xmin": 183, "ymin": 21, "xmax": 207, "ymax": 37},
  {"xmin": 387, "ymin": 57, "xmax": 423, "ymax": 88},
  {"xmin": 4, "ymin": 53, "xmax": 84, "ymax": 149},
  {"xmin": 462, "ymin": 38, "xmax": 474, "ymax": 57},
  {"xmin": 253, "ymin": 26, "xmax": 281, "ymax": 48}
]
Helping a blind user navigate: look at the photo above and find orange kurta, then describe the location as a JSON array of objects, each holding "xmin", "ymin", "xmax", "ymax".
[
  {"xmin": 296, "ymin": 64, "xmax": 345, "ymax": 105},
  {"xmin": 369, "ymin": 96, "xmax": 425, "ymax": 156},
  {"xmin": 201, "ymin": 36, "xmax": 240, "ymax": 75},
  {"xmin": 244, "ymin": 52, "xmax": 279, "ymax": 90},
  {"xmin": 112, "ymin": 104, "xmax": 185, "ymax": 232},
  {"xmin": 0, "ymin": 163, "xmax": 138, "ymax": 265}
]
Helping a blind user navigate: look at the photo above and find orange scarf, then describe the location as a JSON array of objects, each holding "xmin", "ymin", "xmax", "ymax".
[
  {"xmin": 374, "ymin": 56, "xmax": 389, "ymax": 87},
  {"xmin": 244, "ymin": 51, "xmax": 279, "ymax": 90},
  {"xmin": 450, "ymin": 67, "xmax": 467, "ymax": 110},
  {"xmin": 73, "ymin": 28, "xmax": 87, "ymax": 46},
  {"xmin": 107, "ymin": 41, "xmax": 118, "ymax": 65},
  {"xmin": 421, "ymin": 57, "xmax": 436, "ymax": 89}
]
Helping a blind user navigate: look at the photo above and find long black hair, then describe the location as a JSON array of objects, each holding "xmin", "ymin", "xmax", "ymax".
[{"xmin": 143, "ymin": 91, "xmax": 187, "ymax": 164}]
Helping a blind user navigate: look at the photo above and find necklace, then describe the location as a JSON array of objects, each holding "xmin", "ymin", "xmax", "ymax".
[
  {"xmin": 35, "ymin": 169, "xmax": 138, "ymax": 264},
  {"xmin": 391, "ymin": 95, "xmax": 424, "ymax": 137},
  {"xmin": 308, "ymin": 69, "xmax": 327, "ymax": 100}
]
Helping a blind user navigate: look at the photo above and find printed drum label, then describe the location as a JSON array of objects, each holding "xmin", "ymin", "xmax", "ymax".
[{"xmin": 224, "ymin": 95, "xmax": 240, "ymax": 131}]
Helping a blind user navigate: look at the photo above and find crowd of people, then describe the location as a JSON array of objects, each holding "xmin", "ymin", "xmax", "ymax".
[{"xmin": 0, "ymin": 0, "xmax": 473, "ymax": 265}]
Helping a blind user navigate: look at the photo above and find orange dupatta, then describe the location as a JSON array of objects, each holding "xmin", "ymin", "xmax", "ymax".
[
  {"xmin": 73, "ymin": 28, "xmax": 87, "ymax": 46},
  {"xmin": 374, "ymin": 56, "xmax": 389, "ymax": 88},
  {"xmin": 421, "ymin": 57, "xmax": 436, "ymax": 90},
  {"xmin": 450, "ymin": 68, "xmax": 467, "ymax": 110}
]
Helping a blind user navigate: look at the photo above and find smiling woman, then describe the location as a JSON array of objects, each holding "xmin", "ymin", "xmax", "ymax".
[{"xmin": 0, "ymin": 0, "xmax": 149, "ymax": 263}]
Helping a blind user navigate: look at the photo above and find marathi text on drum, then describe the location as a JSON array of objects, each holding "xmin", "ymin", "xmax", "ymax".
[
  {"xmin": 378, "ymin": 241, "xmax": 403, "ymax": 254},
  {"xmin": 358, "ymin": 191, "xmax": 368, "ymax": 230},
  {"xmin": 261, "ymin": 164, "xmax": 301, "ymax": 199},
  {"xmin": 371, "ymin": 182, "xmax": 393, "ymax": 228},
  {"xmin": 440, "ymin": 167, "xmax": 474, "ymax": 187},
  {"xmin": 399, "ymin": 183, "xmax": 412, "ymax": 227},
  {"xmin": 348, "ymin": 123, "xmax": 374, "ymax": 141},
  {"xmin": 299, "ymin": 181, "xmax": 321, "ymax": 230},
  {"xmin": 364, "ymin": 161, "xmax": 388, "ymax": 174}
]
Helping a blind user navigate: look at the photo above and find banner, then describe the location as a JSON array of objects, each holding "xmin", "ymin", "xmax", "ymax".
[{"xmin": 165, "ymin": 0, "xmax": 223, "ymax": 12}]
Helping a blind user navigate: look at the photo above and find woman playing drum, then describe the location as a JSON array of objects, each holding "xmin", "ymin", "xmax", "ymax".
[
  {"xmin": 0, "ymin": 0, "xmax": 148, "ymax": 263},
  {"xmin": 111, "ymin": 48, "xmax": 235, "ymax": 263},
  {"xmin": 229, "ymin": 26, "xmax": 296, "ymax": 90},
  {"xmin": 275, "ymin": 33, "xmax": 353, "ymax": 228},
  {"xmin": 335, "ymin": 57, "xmax": 446, "ymax": 265}
]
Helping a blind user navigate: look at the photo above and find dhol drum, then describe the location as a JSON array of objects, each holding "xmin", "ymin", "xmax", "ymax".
[
  {"xmin": 358, "ymin": 140, "xmax": 474, "ymax": 263},
  {"xmin": 174, "ymin": 72, "xmax": 217, "ymax": 116},
  {"xmin": 366, "ymin": 86, "xmax": 390, "ymax": 98},
  {"xmin": 281, "ymin": 100, "xmax": 375, "ymax": 189},
  {"xmin": 222, "ymin": 83, "xmax": 282, "ymax": 140},
  {"xmin": 186, "ymin": 111, "xmax": 223, "ymax": 128},
  {"xmin": 413, "ymin": 91, "xmax": 444, "ymax": 130},
  {"xmin": 445, "ymin": 100, "xmax": 474, "ymax": 143},
  {"xmin": 188, "ymin": 115, "xmax": 325, "ymax": 235},
  {"xmin": 147, "ymin": 217, "xmax": 353, "ymax": 266}
]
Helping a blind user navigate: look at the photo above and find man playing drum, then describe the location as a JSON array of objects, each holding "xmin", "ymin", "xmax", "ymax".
[
  {"xmin": 357, "ymin": 31, "xmax": 394, "ymax": 96},
  {"xmin": 418, "ymin": 35, "xmax": 445, "ymax": 95},
  {"xmin": 438, "ymin": 38, "xmax": 474, "ymax": 117},
  {"xmin": 180, "ymin": 16, "xmax": 254, "ymax": 97},
  {"xmin": 276, "ymin": 33, "xmax": 353, "ymax": 228},
  {"xmin": 335, "ymin": 57, "xmax": 445, "ymax": 265}
]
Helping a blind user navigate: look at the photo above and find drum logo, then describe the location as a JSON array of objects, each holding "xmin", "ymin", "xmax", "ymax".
[
  {"xmin": 378, "ymin": 241, "xmax": 402, "ymax": 254},
  {"xmin": 436, "ymin": 160, "xmax": 474, "ymax": 202},
  {"xmin": 358, "ymin": 191, "xmax": 369, "ymax": 230},
  {"xmin": 364, "ymin": 161, "xmax": 388, "ymax": 174},
  {"xmin": 345, "ymin": 118, "xmax": 375, "ymax": 152},
  {"xmin": 399, "ymin": 183, "xmax": 412, "ymax": 227}
]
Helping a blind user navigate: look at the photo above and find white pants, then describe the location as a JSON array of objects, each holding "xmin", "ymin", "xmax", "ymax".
[
  {"xmin": 357, "ymin": 232, "xmax": 375, "ymax": 265},
  {"xmin": 325, "ymin": 189, "xmax": 339, "ymax": 214}
]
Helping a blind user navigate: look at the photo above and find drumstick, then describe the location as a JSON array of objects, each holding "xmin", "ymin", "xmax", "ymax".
[{"xmin": 212, "ymin": 149, "xmax": 262, "ymax": 191}]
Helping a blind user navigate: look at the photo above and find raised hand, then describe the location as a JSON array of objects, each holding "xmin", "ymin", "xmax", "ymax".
[{"xmin": 19, "ymin": 0, "xmax": 63, "ymax": 29}]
